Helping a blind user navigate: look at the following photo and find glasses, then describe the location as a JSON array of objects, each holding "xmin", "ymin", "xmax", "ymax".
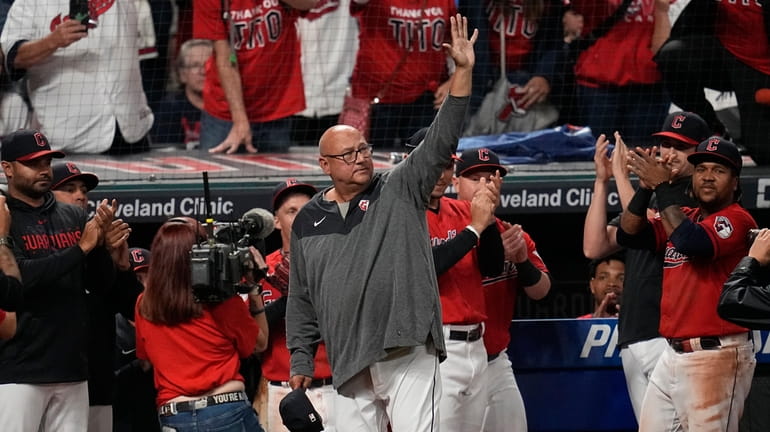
[{"xmin": 323, "ymin": 145, "xmax": 373, "ymax": 164}]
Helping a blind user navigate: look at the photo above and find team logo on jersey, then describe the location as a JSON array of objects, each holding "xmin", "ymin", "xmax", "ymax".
[
  {"xmin": 359, "ymin": 200, "xmax": 369, "ymax": 212},
  {"xmin": 714, "ymin": 216, "xmax": 734, "ymax": 239},
  {"xmin": 663, "ymin": 245, "xmax": 688, "ymax": 268},
  {"xmin": 305, "ymin": 0, "xmax": 339, "ymax": 21}
]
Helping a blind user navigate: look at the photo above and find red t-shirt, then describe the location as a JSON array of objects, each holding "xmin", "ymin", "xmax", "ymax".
[
  {"xmin": 427, "ymin": 197, "xmax": 487, "ymax": 324},
  {"xmin": 573, "ymin": 0, "xmax": 661, "ymax": 87},
  {"xmin": 0, "ymin": 309, "xmax": 5, "ymax": 325},
  {"xmin": 486, "ymin": 0, "xmax": 537, "ymax": 72},
  {"xmin": 135, "ymin": 294, "xmax": 260, "ymax": 406},
  {"xmin": 716, "ymin": 0, "xmax": 770, "ymax": 75},
  {"xmin": 193, "ymin": 0, "xmax": 306, "ymax": 122},
  {"xmin": 652, "ymin": 204, "xmax": 755, "ymax": 338},
  {"xmin": 260, "ymin": 250, "xmax": 332, "ymax": 381},
  {"xmin": 350, "ymin": 0, "xmax": 456, "ymax": 104},
  {"xmin": 482, "ymin": 221, "xmax": 548, "ymax": 355}
]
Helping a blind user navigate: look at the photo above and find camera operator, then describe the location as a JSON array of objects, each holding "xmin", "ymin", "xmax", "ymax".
[{"xmin": 134, "ymin": 221, "xmax": 268, "ymax": 431}]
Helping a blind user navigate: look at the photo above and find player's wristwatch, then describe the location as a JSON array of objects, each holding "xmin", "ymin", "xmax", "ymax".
[{"xmin": 0, "ymin": 237, "xmax": 13, "ymax": 249}]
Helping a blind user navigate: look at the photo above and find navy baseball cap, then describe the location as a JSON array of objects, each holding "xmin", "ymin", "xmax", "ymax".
[
  {"xmin": 51, "ymin": 162, "xmax": 99, "ymax": 191},
  {"xmin": 128, "ymin": 248, "xmax": 151, "ymax": 272},
  {"xmin": 279, "ymin": 388, "xmax": 324, "ymax": 432},
  {"xmin": 455, "ymin": 148, "xmax": 508, "ymax": 177},
  {"xmin": 272, "ymin": 179, "xmax": 317, "ymax": 212},
  {"xmin": 652, "ymin": 112, "xmax": 711, "ymax": 147},
  {"xmin": 687, "ymin": 137, "xmax": 742, "ymax": 174},
  {"xmin": 1, "ymin": 129, "xmax": 65, "ymax": 162}
]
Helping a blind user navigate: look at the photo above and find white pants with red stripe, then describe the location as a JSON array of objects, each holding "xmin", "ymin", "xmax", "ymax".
[
  {"xmin": 0, "ymin": 381, "xmax": 88, "ymax": 432},
  {"xmin": 639, "ymin": 334, "xmax": 755, "ymax": 432}
]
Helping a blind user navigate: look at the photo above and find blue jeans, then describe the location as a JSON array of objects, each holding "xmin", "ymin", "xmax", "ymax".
[
  {"xmin": 577, "ymin": 83, "xmax": 670, "ymax": 148},
  {"xmin": 158, "ymin": 400, "xmax": 263, "ymax": 432},
  {"xmin": 200, "ymin": 111, "xmax": 292, "ymax": 153}
]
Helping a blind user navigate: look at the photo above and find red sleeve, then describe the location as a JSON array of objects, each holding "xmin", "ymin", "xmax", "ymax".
[
  {"xmin": 210, "ymin": 296, "xmax": 260, "ymax": 358},
  {"xmin": 0, "ymin": 309, "xmax": 6, "ymax": 324},
  {"xmin": 699, "ymin": 206, "xmax": 757, "ymax": 259},
  {"xmin": 649, "ymin": 215, "xmax": 668, "ymax": 252},
  {"xmin": 193, "ymin": 0, "xmax": 227, "ymax": 41}
]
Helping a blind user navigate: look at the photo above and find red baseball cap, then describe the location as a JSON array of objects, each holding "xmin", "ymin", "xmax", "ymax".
[{"xmin": 272, "ymin": 178, "xmax": 317, "ymax": 211}]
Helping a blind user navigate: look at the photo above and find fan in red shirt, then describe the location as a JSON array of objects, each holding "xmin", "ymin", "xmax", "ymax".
[
  {"xmin": 134, "ymin": 221, "xmax": 269, "ymax": 431},
  {"xmin": 193, "ymin": 0, "xmax": 318, "ymax": 154},
  {"xmin": 655, "ymin": 0, "xmax": 770, "ymax": 165},
  {"xmin": 570, "ymin": 0, "xmax": 672, "ymax": 146},
  {"xmin": 350, "ymin": 0, "xmax": 456, "ymax": 149}
]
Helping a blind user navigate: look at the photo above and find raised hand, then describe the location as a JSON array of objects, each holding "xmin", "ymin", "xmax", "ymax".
[
  {"xmin": 627, "ymin": 146, "xmax": 671, "ymax": 189},
  {"xmin": 501, "ymin": 222, "xmax": 528, "ymax": 263},
  {"xmin": 610, "ymin": 131, "xmax": 630, "ymax": 181},
  {"xmin": 593, "ymin": 134, "xmax": 612, "ymax": 183},
  {"xmin": 442, "ymin": 14, "xmax": 478, "ymax": 70}
]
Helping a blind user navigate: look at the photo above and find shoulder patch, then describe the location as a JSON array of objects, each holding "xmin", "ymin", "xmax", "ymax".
[{"xmin": 714, "ymin": 215, "xmax": 734, "ymax": 240}]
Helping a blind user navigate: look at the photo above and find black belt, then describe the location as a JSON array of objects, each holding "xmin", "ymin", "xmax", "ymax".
[
  {"xmin": 667, "ymin": 336, "xmax": 721, "ymax": 354},
  {"xmin": 269, "ymin": 377, "xmax": 333, "ymax": 388},
  {"xmin": 487, "ymin": 352, "xmax": 501, "ymax": 362},
  {"xmin": 159, "ymin": 391, "xmax": 247, "ymax": 417},
  {"xmin": 448, "ymin": 325, "xmax": 482, "ymax": 342}
]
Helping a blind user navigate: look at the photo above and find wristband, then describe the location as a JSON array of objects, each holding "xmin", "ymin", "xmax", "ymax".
[
  {"xmin": 250, "ymin": 307, "xmax": 265, "ymax": 317},
  {"xmin": 654, "ymin": 182, "xmax": 683, "ymax": 213},
  {"xmin": 515, "ymin": 260, "xmax": 542, "ymax": 287},
  {"xmin": 626, "ymin": 187, "xmax": 653, "ymax": 217},
  {"xmin": 464, "ymin": 225, "xmax": 480, "ymax": 240}
]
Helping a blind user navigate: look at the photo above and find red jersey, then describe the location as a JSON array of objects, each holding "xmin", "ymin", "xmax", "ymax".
[
  {"xmin": 716, "ymin": 0, "xmax": 770, "ymax": 75},
  {"xmin": 193, "ymin": 0, "xmax": 306, "ymax": 122},
  {"xmin": 261, "ymin": 250, "xmax": 332, "ymax": 381},
  {"xmin": 573, "ymin": 0, "xmax": 662, "ymax": 87},
  {"xmin": 350, "ymin": 0, "xmax": 456, "ymax": 103},
  {"xmin": 651, "ymin": 204, "xmax": 755, "ymax": 338},
  {"xmin": 486, "ymin": 0, "xmax": 537, "ymax": 72},
  {"xmin": 135, "ymin": 294, "xmax": 260, "ymax": 406},
  {"xmin": 482, "ymin": 220, "xmax": 548, "ymax": 354},
  {"xmin": 427, "ymin": 197, "xmax": 487, "ymax": 324},
  {"xmin": 0, "ymin": 309, "xmax": 5, "ymax": 324}
]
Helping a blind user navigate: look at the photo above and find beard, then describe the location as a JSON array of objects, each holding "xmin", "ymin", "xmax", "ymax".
[{"xmin": 15, "ymin": 180, "xmax": 49, "ymax": 200}]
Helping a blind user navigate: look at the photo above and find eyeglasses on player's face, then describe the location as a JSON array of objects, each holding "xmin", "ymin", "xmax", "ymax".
[{"xmin": 322, "ymin": 144, "xmax": 373, "ymax": 164}]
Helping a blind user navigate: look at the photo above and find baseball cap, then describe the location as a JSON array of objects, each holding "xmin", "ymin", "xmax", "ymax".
[
  {"xmin": 279, "ymin": 388, "xmax": 324, "ymax": 432},
  {"xmin": 687, "ymin": 137, "xmax": 742, "ymax": 174},
  {"xmin": 272, "ymin": 178, "xmax": 317, "ymax": 212},
  {"xmin": 455, "ymin": 148, "xmax": 508, "ymax": 177},
  {"xmin": 51, "ymin": 162, "xmax": 99, "ymax": 191},
  {"xmin": 652, "ymin": 111, "xmax": 711, "ymax": 147},
  {"xmin": 1, "ymin": 129, "xmax": 65, "ymax": 162},
  {"xmin": 128, "ymin": 248, "xmax": 151, "ymax": 272}
]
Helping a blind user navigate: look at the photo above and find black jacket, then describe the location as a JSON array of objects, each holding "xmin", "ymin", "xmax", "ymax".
[
  {"xmin": 0, "ymin": 192, "xmax": 91, "ymax": 383},
  {"xmin": 719, "ymin": 256, "xmax": 770, "ymax": 330}
]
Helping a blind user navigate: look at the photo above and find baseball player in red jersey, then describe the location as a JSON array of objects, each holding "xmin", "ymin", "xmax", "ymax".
[
  {"xmin": 424, "ymin": 149, "xmax": 504, "ymax": 432},
  {"xmin": 193, "ymin": 0, "xmax": 316, "ymax": 153},
  {"xmin": 260, "ymin": 179, "xmax": 335, "ymax": 432},
  {"xmin": 452, "ymin": 148, "xmax": 550, "ymax": 432},
  {"xmin": 619, "ymin": 137, "xmax": 756, "ymax": 431}
]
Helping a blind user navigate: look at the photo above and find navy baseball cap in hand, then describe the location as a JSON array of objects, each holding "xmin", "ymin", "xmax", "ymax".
[
  {"xmin": 279, "ymin": 388, "xmax": 324, "ymax": 432},
  {"xmin": 687, "ymin": 137, "xmax": 742, "ymax": 174},
  {"xmin": 1, "ymin": 129, "xmax": 65, "ymax": 162}
]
